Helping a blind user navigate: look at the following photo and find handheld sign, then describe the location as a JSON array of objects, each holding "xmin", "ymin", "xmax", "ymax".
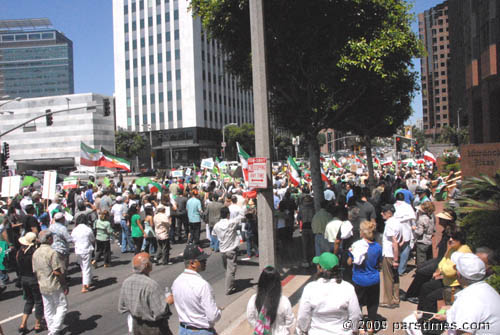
[{"xmin": 42, "ymin": 171, "xmax": 57, "ymax": 200}]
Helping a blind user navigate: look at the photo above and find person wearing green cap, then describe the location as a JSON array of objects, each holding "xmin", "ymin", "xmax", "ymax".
[{"xmin": 296, "ymin": 252, "xmax": 361, "ymax": 335}]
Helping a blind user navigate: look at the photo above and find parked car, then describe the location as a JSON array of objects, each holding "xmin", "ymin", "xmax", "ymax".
[{"xmin": 69, "ymin": 168, "xmax": 115, "ymax": 179}]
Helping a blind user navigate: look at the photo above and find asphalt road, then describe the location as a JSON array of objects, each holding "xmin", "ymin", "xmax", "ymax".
[{"xmin": 0, "ymin": 230, "xmax": 262, "ymax": 335}]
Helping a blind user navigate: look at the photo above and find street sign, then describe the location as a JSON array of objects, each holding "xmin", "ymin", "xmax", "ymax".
[
  {"xmin": 221, "ymin": 142, "xmax": 226, "ymax": 148},
  {"xmin": 248, "ymin": 157, "xmax": 267, "ymax": 189}
]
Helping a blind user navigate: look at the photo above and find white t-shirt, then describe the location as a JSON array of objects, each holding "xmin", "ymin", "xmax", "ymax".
[
  {"xmin": 447, "ymin": 281, "xmax": 500, "ymax": 335},
  {"xmin": 382, "ymin": 216, "xmax": 402, "ymax": 258}
]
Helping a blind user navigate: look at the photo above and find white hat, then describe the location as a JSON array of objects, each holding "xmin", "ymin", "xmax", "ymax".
[
  {"xmin": 19, "ymin": 232, "xmax": 37, "ymax": 246},
  {"xmin": 451, "ymin": 252, "xmax": 486, "ymax": 281},
  {"xmin": 53, "ymin": 212, "xmax": 64, "ymax": 221}
]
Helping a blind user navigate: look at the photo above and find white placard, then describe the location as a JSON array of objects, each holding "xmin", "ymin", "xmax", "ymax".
[
  {"xmin": 185, "ymin": 168, "xmax": 192, "ymax": 176},
  {"xmin": 171, "ymin": 170, "xmax": 184, "ymax": 178},
  {"xmin": 248, "ymin": 157, "xmax": 268, "ymax": 189},
  {"xmin": 42, "ymin": 171, "xmax": 57, "ymax": 200},
  {"xmin": 1, "ymin": 176, "xmax": 21, "ymax": 198},
  {"xmin": 200, "ymin": 158, "xmax": 214, "ymax": 170}
]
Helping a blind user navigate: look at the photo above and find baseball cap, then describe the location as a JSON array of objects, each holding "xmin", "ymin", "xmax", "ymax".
[
  {"xmin": 312, "ymin": 252, "xmax": 339, "ymax": 270},
  {"xmin": 19, "ymin": 232, "xmax": 37, "ymax": 246},
  {"xmin": 451, "ymin": 252, "xmax": 486, "ymax": 281},
  {"xmin": 183, "ymin": 244, "xmax": 210, "ymax": 261},
  {"xmin": 381, "ymin": 204, "xmax": 395, "ymax": 213}
]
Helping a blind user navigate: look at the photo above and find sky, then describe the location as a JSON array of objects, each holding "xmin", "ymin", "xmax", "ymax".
[{"xmin": 2, "ymin": 0, "xmax": 445, "ymax": 124}]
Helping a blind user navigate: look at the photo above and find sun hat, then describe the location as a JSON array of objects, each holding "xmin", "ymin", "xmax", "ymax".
[
  {"xmin": 19, "ymin": 232, "xmax": 37, "ymax": 247},
  {"xmin": 436, "ymin": 211, "xmax": 453, "ymax": 221},
  {"xmin": 312, "ymin": 252, "xmax": 339, "ymax": 270}
]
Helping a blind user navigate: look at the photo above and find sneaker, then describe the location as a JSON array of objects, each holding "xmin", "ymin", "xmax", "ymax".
[
  {"xmin": 407, "ymin": 297, "xmax": 419, "ymax": 304},
  {"xmin": 167, "ymin": 262, "xmax": 173, "ymax": 265},
  {"xmin": 241, "ymin": 257, "xmax": 251, "ymax": 261},
  {"xmin": 379, "ymin": 303, "xmax": 399, "ymax": 309}
]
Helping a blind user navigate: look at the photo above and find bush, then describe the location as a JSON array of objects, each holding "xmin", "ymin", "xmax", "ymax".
[
  {"xmin": 487, "ymin": 266, "xmax": 500, "ymax": 294},
  {"xmin": 458, "ymin": 210, "xmax": 500, "ymax": 251}
]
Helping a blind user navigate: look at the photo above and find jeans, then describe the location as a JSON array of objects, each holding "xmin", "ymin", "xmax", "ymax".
[
  {"xmin": 301, "ymin": 228, "xmax": 314, "ymax": 263},
  {"xmin": 120, "ymin": 220, "xmax": 134, "ymax": 252},
  {"xmin": 42, "ymin": 288, "xmax": 68, "ymax": 335},
  {"xmin": 143, "ymin": 237, "xmax": 157, "ymax": 255},
  {"xmin": 133, "ymin": 237, "xmax": 144, "ymax": 254},
  {"xmin": 210, "ymin": 234, "xmax": 220, "ymax": 252},
  {"xmin": 398, "ymin": 242, "xmax": 411, "ymax": 275},
  {"xmin": 178, "ymin": 325, "xmax": 215, "ymax": 335},
  {"xmin": 314, "ymin": 234, "xmax": 331, "ymax": 257},
  {"xmin": 188, "ymin": 222, "xmax": 201, "ymax": 245},
  {"xmin": 0, "ymin": 270, "xmax": 9, "ymax": 285}
]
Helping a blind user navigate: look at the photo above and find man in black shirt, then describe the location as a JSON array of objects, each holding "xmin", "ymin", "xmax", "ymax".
[{"xmin": 22, "ymin": 205, "xmax": 39, "ymax": 235}]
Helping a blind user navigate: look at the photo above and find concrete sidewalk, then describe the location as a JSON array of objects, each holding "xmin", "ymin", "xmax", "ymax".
[{"xmin": 217, "ymin": 265, "xmax": 420, "ymax": 335}]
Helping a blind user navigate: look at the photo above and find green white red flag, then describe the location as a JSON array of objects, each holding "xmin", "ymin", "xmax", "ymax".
[
  {"xmin": 80, "ymin": 142, "xmax": 101, "ymax": 166},
  {"xmin": 236, "ymin": 142, "xmax": 250, "ymax": 185},
  {"xmin": 101, "ymin": 147, "xmax": 131, "ymax": 172},
  {"xmin": 287, "ymin": 156, "xmax": 300, "ymax": 186},
  {"xmin": 80, "ymin": 142, "xmax": 131, "ymax": 172}
]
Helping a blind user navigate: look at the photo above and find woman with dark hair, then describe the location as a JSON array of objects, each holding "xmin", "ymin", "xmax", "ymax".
[
  {"xmin": 247, "ymin": 266, "xmax": 294, "ymax": 334},
  {"xmin": 297, "ymin": 253, "xmax": 361, "ymax": 335},
  {"xmin": 129, "ymin": 204, "xmax": 145, "ymax": 254},
  {"xmin": 417, "ymin": 228, "xmax": 472, "ymax": 312},
  {"xmin": 142, "ymin": 206, "xmax": 157, "ymax": 255},
  {"xmin": 413, "ymin": 201, "xmax": 436, "ymax": 266}
]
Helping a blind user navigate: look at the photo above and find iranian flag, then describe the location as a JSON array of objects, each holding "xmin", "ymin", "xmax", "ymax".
[
  {"xmin": 423, "ymin": 150, "xmax": 437, "ymax": 163},
  {"xmin": 62, "ymin": 177, "xmax": 78, "ymax": 189},
  {"xmin": 80, "ymin": 142, "xmax": 102, "ymax": 166},
  {"xmin": 236, "ymin": 142, "xmax": 250, "ymax": 184},
  {"xmin": 101, "ymin": 147, "xmax": 131, "ymax": 172},
  {"xmin": 382, "ymin": 159, "xmax": 394, "ymax": 166},
  {"xmin": 374, "ymin": 157, "xmax": 381, "ymax": 166},
  {"xmin": 331, "ymin": 157, "xmax": 341, "ymax": 168},
  {"xmin": 287, "ymin": 156, "xmax": 301, "ymax": 186},
  {"xmin": 321, "ymin": 167, "xmax": 330, "ymax": 186}
]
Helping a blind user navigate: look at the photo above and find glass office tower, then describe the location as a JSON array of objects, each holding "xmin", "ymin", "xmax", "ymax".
[{"xmin": 0, "ymin": 18, "xmax": 74, "ymax": 99}]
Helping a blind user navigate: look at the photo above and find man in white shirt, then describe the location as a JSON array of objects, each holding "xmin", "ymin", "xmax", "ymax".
[
  {"xmin": 380, "ymin": 204, "xmax": 402, "ymax": 309},
  {"xmin": 172, "ymin": 245, "xmax": 221, "ymax": 335},
  {"xmin": 71, "ymin": 218, "xmax": 95, "ymax": 293},
  {"xmin": 393, "ymin": 192, "xmax": 416, "ymax": 276},
  {"xmin": 212, "ymin": 206, "xmax": 246, "ymax": 295},
  {"xmin": 433, "ymin": 252, "xmax": 500, "ymax": 335}
]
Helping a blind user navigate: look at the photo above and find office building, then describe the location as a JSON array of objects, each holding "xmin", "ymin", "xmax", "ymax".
[
  {"xmin": 449, "ymin": 0, "xmax": 500, "ymax": 143},
  {"xmin": 112, "ymin": 0, "xmax": 254, "ymax": 167},
  {"xmin": 418, "ymin": 1, "xmax": 451, "ymax": 137},
  {"xmin": 0, "ymin": 93, "xmax": 114, "ymax": 171},
  {"xmin": 0, "ymin": 18, "xmax": 74, "ymax": 99}
]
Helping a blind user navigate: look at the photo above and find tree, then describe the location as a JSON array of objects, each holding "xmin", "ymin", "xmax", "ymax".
[
  {"xmin": 223, "ymin": 123, "xmax": 255, "ymax": 159},
  {"xmin": 190, "ymin": 0, "xmax": 421, "ymax": 209},
  {"xmin": 438, "ymin": 125, "xmax": 469, "ymax": 146},
  {"xmin": 115, "ymin": 129, "xmax": 146, "ymax": 160},
  {"xmin": 412, "ymin": 126, "xmax": 426, "ymax": 150}
]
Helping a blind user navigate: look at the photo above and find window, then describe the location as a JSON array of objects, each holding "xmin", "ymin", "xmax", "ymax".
[
  {"xmin": 149, "ymin": 36, "xmax": 153, "ymax": 45},
  {"xmin": 140, "ymin": 19, "xmax": 144, "ymax": 29},
  {"xmin": 125, "ymin": 23, "xmax": 129, "ymax": 33},
  {"xmin": 133, "ymin": 40, "xmax": 137, "ymax": 49},
  {"xmin": 168, "ymin": 111, "xmax": 173, "ymax": 121},
  {"xmin": 141, "ymin": 38, "xmax": 145, "ymax": 48},
  {"xmin": 174, "ymin": 10, "xmax": 179, "ymax": 20},
  {"xmin": 133, "ymin": 58, "xmax": 138, "ymax": 68},
  {"xmin": 165, "ymin": 12, "xmax": 170, "ymax": 22},
  {"xmin": 150, "ymin": 55, "xmax": 154, "ymax": 64},
  {"xmin": 440, "ymin": 36, "xmax": 444, "ymax": 41},
  {"xmin": 150, "ymin": 93, "xmax": 155, "ymax": 104},
  {"xmin": 167, "ymin": 71, "xmax": 171, "ymax": 80},
  {"xmin": 166, "ymin": 51, "xmax": 171, "ymax": 61},
  {"xmin": 124, "ymin": 4, "xmax": 128, "ymax": 14},
  {"xmin": 140, "ymin": 0, "xmax": 144, "ymax": 10},
  {"xmin": 176, "ymin": 89, "xmax": 181, "ymax": 100},
  {"xmin": 439, "ymin": 28, "xmax": 443, "ymax": 33},
  {"xmin": 442, "ymin": 88, "xmax": 446, "ymax": 93},
  {"xmin": 174, "ymin": 30, "xmax": 179, "ymax": 40},
  {"xmin": 157, "ymin": 33, "xmax": 162, "ymax": 43},
  {"xmin": 125, "ymin": 42, "xmax": 130, "ymax": 51},
  {"xmin": 29, "ymin": 33, "xmax": 41, "ymax": 40},
  {"xmin": 150, "ymin": 74, "xmax": 154, "ymax": 84},
  {"xmin": 141, "ymin": 56, "xmax": 145, "ymax": 66},
  {"xmin": 177, "ymin": 109, "xmax": 182, "ymax": 121},
  {"xmin": 16, "ymin": 34, "xmax": 27, "ymax": 41},
  {"xmin": 142, "ymin": 76, "xmax": 146, "ymax": 85},
  {"xmin": 168, "ymin": 91, "xmax": 172, "ymax": 101},
  {"xmin": 157, "ymin": 14, "xmax": 161, "ymax": 24},
  {"xmin": 440, "ymin": 45, "xmax": 444, "ymax": 50},
  {"xmin": 176, "ymin": 69, "xmax": 181, "ymax": 80},
  {"xmin": 132, "ymin": 21, "xmax": 137, "ymax": 31},
  {"xmin": 160, "ymin": 112, "xmax": 165, "ymax": 123},
  {"xmin": 175, "ymin": 50, "xmax": 180, "ymax": 59},
  {"xmin": 142, "ymin": 95, "xmax": 147, "ymax": 105},
  {"xmin": 158, "ymin": 54, "xmax": 163, "ymax": 63},
  {"xmin": 423, "ymin": 108, "xmax": 428, "ymax": 114},
  {"xmin": 159, "ymin": 92, "xmax": 164, "ymax": 102},
  {"xmin": 148, "ymin": 17, "xmax": 153, "ymax": 26},
  {"xmin": 442, "ymin": 97, "xmax": 447, "ymax": 101},
  {"xmin": 158, "ymin": 73, "xmax": 163, "ymax": 82},
  {"xmin": 126, "ymin": 79, "xmax": 130, "ymax": 88},
  {"xmin": 126, "ymin": 60, "xmax": 130, "ymax": 68},
  {"xmin": 151, "ymin": 113, "xmax": 156, "ymax": 123},
  {"xmin": 134, "ymin": 77, "xmax": 138, "ymax": 86},
  {"xmin": 443, "ymin": 109, "xmax": 448, "ymax": 114},
  {"xmin": 132, "ymin": 2, "xmax": 136, "ymax": 12},
  {"xmin": 166, "ymin": 32, "xmax": 170, "ymax": 42}
]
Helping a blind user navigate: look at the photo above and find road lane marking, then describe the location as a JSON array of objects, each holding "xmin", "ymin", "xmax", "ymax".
[{"xmin": 0, "ymin": 312, "xmax": 23, "ymax": 325}]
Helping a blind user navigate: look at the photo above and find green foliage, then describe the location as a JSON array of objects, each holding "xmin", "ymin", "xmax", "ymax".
[
  {"xmin": 437, "ymin": 125, "xmax": 469, "ymax": 145},
  {"xmin": 412, "ymin": 126, "xmax": 426, "ymax": 150},
  {"xmin": 458, "ymin": 210, "xmax": 500, "ymax": 251},
  {"xmin": 317, "ymin": 133, "xmax": 326, "ymax": 146},
  {"xmin": 443, "ymin": 154, "xmax": 458, "ymax": 165},
  {"xmin": 443, "ymin": 163, "xmax": 460, "ymax": 174},
  {"xmin": 457, "ymin": 170, "xmax": 500, "ymax": 213},
  {"xmin": 115, "ymin": 130, "xmax": 146, "ymax": 159},
  {"xmin": 487, "ymin": 266, "xmax": 500, "ymax": 294},
  {"xmin": 223, "ymin": 123, "xmax": 255, "ymax": 159}
]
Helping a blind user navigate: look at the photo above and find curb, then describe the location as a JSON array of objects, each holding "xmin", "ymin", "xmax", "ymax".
[{"xmin": 219, "ymin": 274, "xmax": 311, "ymax": 335}]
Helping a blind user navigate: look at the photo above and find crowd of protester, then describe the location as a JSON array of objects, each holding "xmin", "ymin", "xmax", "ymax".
[{"xmin": 0, "ymin": 159, "xmax": 499, "ymax": 335}]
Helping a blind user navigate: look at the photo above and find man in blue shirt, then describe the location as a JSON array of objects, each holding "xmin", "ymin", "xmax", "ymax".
[
  {"xmin": 186, "ymin": 190, "xmax": 202, "ymax": 245},
  {"xmin": 85, "ymin": 185, "xmax": 94, "ymax": 204},
  {"xmin": 394, "ymin": 184, "xmax": 414, "ymax": 205}
]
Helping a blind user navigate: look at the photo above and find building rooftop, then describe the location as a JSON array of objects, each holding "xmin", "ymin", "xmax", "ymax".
[{"xmin": 0, "ymin": 18, "xmax": 52, "ymax": 32}]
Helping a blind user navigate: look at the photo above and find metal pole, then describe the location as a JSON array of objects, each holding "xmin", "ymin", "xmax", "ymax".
[
  {"xmin": 250, "ymin": 0, "xmax": 276, "ymax": 270},
  {"xmin": 149, "ymin": 129, "xmax": 154, "ymax": 169},
  {"xmin": 169, "ymin": 135, "xmax": 173, "ymax": 170},
  {"xmin": 222, "ymin": 127, "xmax": 226, "ymax": 160}
]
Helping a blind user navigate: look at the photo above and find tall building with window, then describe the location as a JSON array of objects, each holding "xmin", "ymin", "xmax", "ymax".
[
  {"xmin": 112, "ymin": 0, "xmax": 254, "ymax": 167},
  {"xmin": 418, "ymin": 1, "xmax": 451, "ymax": 137},
  {"xmin": 0, "ymin": 18, "xmax": 74, "ymax": 99}
]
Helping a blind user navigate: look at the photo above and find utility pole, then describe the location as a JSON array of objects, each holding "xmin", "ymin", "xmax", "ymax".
[{"xmin": 249, "ymin": 0, "xmax": 276, "ymax": 270}]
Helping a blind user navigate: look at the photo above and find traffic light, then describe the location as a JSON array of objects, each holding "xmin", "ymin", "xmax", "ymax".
[
  {"xmin": 45, "ymin": 109, "xmax": 53, "ymax": 126},
  {"xmin": 396, "ymin": 137, "xmax": 402, "ymax": 152},
  {"xmin": 103, "ymin": 98, "xmax": 111, "ymax": 117},
  {"xmin": 1, "ymin": 153, "xmax": 6, "ymax": 169},
  {"xmin": 3, "ymin": 142, "xmax": 9, "ymax": 160}
]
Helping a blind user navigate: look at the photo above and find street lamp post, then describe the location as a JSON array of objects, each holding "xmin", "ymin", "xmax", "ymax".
[
  {"xmin": 222, "ymin": 123, "xmax": 237, "ymax": 160},
  {"xmin": 144, "ymin": 124, "xmax": 154, "ymax": 170},
  {"xmin": 0, "ymin": 96, "xmax": 21, "ymax": 109}
]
